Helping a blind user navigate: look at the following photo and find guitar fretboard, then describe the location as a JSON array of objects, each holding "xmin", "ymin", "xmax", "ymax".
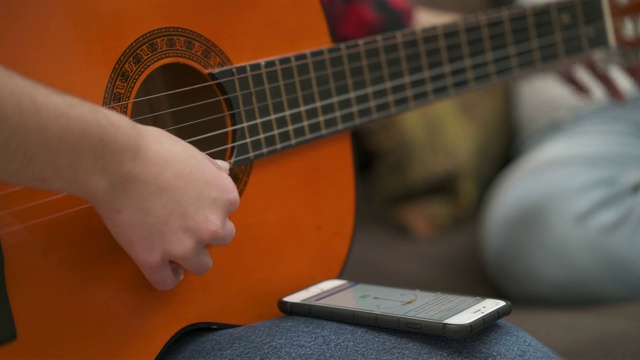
[{"xmin": 214, "ymin": 0, "xmax": 608, "ymax": 164}]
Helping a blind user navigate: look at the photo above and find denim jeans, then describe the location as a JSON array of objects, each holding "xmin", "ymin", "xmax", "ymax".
[
  {"xmin": 159, "ymin": 316, "xmax": 558, "ymax": 359},
  {"xmin": 482, "ymin": 96, "xmax": 640, "ymax": 303}
]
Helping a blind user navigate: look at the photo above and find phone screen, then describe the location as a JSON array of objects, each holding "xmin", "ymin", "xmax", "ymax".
[{"xmin": 305, "ymin": 283, "xmax": 484, "ymax": 321}]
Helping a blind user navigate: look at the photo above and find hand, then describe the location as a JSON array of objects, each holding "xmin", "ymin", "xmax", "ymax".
[
  {"xmin": 412, "ymin": 6, "xmax": 460, "ymax": 28},
  {"xmin": 87, "ymin": 125, "xmax": 239, "ymax": 291},
  {"xmin": 559, "ymin": 55, "xmax": 640, "ymax": 102},
  {"xmin": 0, "ymin": 66, "xmax": 239, "ymax": 291}
]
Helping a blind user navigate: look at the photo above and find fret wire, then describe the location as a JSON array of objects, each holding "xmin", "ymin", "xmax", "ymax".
[
  {"xmin": 435, "ymin": 24, "xmax": 455, "ymax": 93},
  {"xmin": 232, "ymin": 69, "xmax": 255, "ymax": 159},
  {"xmin": 459, "ymin": 19, "xmax": 486, "ymax": 84},
  {"xmin": 323, "ymin": 48, "xmax": 343, "ymax": 130},
  {"xmin": 201, "ymin": 19, "xmax": 584, "ymax": 155},
  {"xmin": 550, "ymin": 2, "xmax": 567, "ymax": 58},
  {"xmin": 184, "ymin": 11, "xmax": 604, "ymax": 150},
  {"xmin": 525, "ymin": 6, "xmax": 543, "ymax": 67},
  {"xmin": 299, "ymin": 53, "xmax": 324, "ymax": 139},
  {"xmin": 340, "ymin": 45, "xmax": 360, "ymax": 122},
  {"xmin": 168, "ymin": 3, "xmax": 580, "ymax": 136},
  {"xmin": 306, "ymin": 51, "xmax": 327, "ymax": 135},
  {"xmin": 346, "ymin": 41, "xmax": 370, "ymax": 121},
  {"xmin": 251, "ymin": 22, "xmax": 596, "ymax": 143},
  {"xmin": 229, "ymin": 25, "xmax": 584, "ymax": 159},
  {"xmin": 376, "ymin": 34, "xmax": 397, "ymax": 113},
  {"xmin": 477, "ymin": 13, "xmax": 498, "ymax": 82},
  {"xmin": 228, "ymin": 30, "xmax": 591, "ymax": 164},
  {"xmin": 518, "ymin": 13, "xmax": 540, "ymax": 65},
  {"xmin": 553, "ymin": 2, "xmax": 574, "ymax": 54},
  {"xmin": 275, "ymin": 58, "xmax": 297, "ymax": 145},
  {"xmin": 107, "ymin": 0, "xmax": 582, "ymax": 114},
  {"xmin": 10, "ymin": 14, "xmax": 610, "ymax": 222},
  {"xmin": 241, "ymin": 14, "xmax": 600, "ymax": 128},
  {"xmin": 574, "ymin": 0, "xmax": 590, "ymax": 51},
  {"xmin": 17, "ymin": 16, "xmax": 596, "ymax": 211},
  {"xmin": 415, "ymin": 27, "xmax": 435, "ymax": 98},
  {"xmin": 208, "ymin": 17, "xmax": 601, "ymax": 154},
  {"xmin": 260, "ymin": 62, "xmax": 281, "ymax": 148},
  {"xmin": 359, "ymin": 39, "xmax": 378, "ymax": 119},
  {"xmin": 582, "ymin": 0, "xmax": 608, "ymax": 48},
  {"xmin": 457, "ymin": 20, "xmax": 476, "ymax": 87},
  {"xmin": 291, "ymin": 56, "xmax": 311, "ymax": 139},
  {"xmin": 501, "ymin": 8, "xmax": 521, "ymax": 74},
  {"xmin": 382, "ymin": 32, "xmax": 408, "ymax": 109},
  {"xmin": 396, "ymin": 32, "xmax": 415, "ymax": 106},
  {"xmin": 246, "ymin": 65, "xmax": 268, "ymax": 151}
]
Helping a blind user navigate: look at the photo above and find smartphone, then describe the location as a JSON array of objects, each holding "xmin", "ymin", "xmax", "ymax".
[{"xmin": 279, "ymin": 279, "xmax": 511, "ymax": 339}]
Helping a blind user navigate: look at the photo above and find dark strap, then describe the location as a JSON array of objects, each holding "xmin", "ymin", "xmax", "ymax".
[{"xmin": 0, "ymin": 239, "xmax": 17, "ymax": 346}]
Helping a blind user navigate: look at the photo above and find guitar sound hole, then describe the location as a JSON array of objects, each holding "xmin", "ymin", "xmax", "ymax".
[{"xmin": 130, "ymin": 62, "xmax": 231, "ymax": 160}]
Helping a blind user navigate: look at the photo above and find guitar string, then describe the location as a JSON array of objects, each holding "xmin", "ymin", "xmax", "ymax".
[
  {"xmin": 105, "ymin": 4, "xmax": 528, "ymax": 109},
  {"xmin": 218, "ymin": 24, "xmax": 598, "ymax": 163},
  {"xmin": 192, "ymin": 21, "xmax": 604, "ymax": 153},
  {"xmin": 127, "ymin": 2, "xmax": 591, "ymax": 124},
  {"xmin": 2, "ymin": 193, "xmax": 69, "ymax": 213},
  {"xmin": 0, "ymin": 186, "xmax": 24, "ymax": 196},
  {"xmin": 110, "ymin": 0, "xmax": 592, "ymax": 113},
  {"xmin": 0, "ymin": 22, "xmax": 601, "ymax": 227},
  {"xmin": 0, "ymin": 10, "xmax": 599, "ymax": 205},
  {"xmin": 0, "ymin": 17, "xmax": 602, "ymax": 215},
  {"xmin": 141, "ymin": 16, "xmax": 602, "ymax": 145},
  {"xmin": 0, "ymin": 204, "xmax": 93, "ymax": 236},
  {"xmin": 140, "ymin": 10, "xmax": 565, "ymax": 131}
]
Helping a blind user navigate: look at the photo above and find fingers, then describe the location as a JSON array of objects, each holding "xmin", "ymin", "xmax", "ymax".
[
  {"xmin": 142, "ymin": 259, "xmax": 185, "ymax": 291},
  {"xmin": 147, "ymin": 219, "xmax": 235, "ymax": 290},
  {"xmin": 171, "ymin": 219, "xmax": 235, "ymax": 273},
  {"xmin": 175, "ymin": 247, "xmax": 214, "ymax": 276},
  {"xmin": 559, "ymin": 67, "xmax": 590, "ymax": 97},
  {"xmin": 624, "ymin": 63, "xmax": 640, "ymax": 87},
  {"xmin": 142, "ymin": 247, "xmax": 216, "ymax": 290},
  {"xmin": 559, "ymin": 56, "xmax": 637, "ymax": 102},
  {"xmin": 584, "ymin": 58, "xmax": 625, "ymax": 102},
  {"xmin": 215, "ymin": 219, "xmax": 236, "ymax": 246}
]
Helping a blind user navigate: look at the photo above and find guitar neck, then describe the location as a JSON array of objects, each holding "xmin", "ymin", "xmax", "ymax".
[{"xmin": 215, "ymin": 0, "xmax": 609, "ymax": 165}]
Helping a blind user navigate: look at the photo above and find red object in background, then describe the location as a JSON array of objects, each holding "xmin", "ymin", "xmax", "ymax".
[{"xmin": 322, "ymin": 0, "xmax": 413, "ymax": 41}]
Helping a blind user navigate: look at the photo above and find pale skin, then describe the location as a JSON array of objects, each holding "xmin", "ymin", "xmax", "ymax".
[{"xmin": 0, "ymin": 66, "xmax": 239, "ymax": 291}]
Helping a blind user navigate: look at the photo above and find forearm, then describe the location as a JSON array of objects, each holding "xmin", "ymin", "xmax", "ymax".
[{"xmin": 0, "ymin": 65, "xmax": 140, "ymax": 200}]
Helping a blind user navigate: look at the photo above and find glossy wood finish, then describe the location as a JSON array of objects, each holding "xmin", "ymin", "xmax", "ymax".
[
  {"xmin": 606, "ymin": 0, "xmax": 640, "ymax": 48},
  {"xmin": 2, "ymin": 0, "xmax": 637, "ymax": 357},
  {"xmin": 0, "ymin": 1, "xmax": 356, "ymax": 358}
]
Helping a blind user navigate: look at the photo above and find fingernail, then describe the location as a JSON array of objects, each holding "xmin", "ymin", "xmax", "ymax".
[{"xmin": 214, "ymin": 159, "xmax": 231, "ymax": 173}]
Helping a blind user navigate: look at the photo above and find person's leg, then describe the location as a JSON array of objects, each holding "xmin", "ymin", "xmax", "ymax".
[
  {"xmin": 481, "ymin": 96, "xmax": 640, "ymax": 304},
  {"xmin": 159, "ymin": 316, "xmax": 558, "ymax": 359}
]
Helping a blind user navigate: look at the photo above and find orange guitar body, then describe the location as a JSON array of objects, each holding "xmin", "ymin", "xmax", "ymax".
[{"xmin": 0, "ymin": 0, "xmax": 356, "ymax": 358}]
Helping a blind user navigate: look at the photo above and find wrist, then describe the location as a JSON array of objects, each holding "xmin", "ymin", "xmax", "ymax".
[{"xmin": 69, "ymin": 108, "xmax": 145, "ymax": 204}]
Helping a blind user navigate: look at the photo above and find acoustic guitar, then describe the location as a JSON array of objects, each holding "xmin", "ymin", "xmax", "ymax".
[{"xmin": 0, "ymin": 0, "xmax": 638, "ymax": 357}]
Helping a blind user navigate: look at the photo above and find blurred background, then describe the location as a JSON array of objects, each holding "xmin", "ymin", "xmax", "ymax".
[{"xmin": 341, "ymin": 1, "xmax": 640, "ymax": 359}]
